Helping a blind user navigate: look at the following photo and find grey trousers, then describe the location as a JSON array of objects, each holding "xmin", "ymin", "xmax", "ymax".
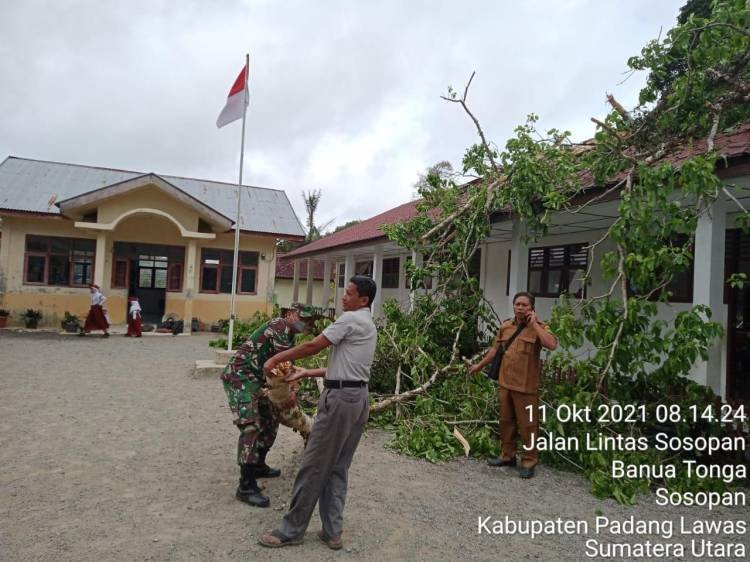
[{"xmin": 280, "ymin": 386, "xmax": 369, "ymax": 539}]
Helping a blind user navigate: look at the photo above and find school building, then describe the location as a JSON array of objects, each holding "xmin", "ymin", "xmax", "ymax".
[{"xmin": 0, "ymin": 157, "xmax": 305, "ymax": 331}]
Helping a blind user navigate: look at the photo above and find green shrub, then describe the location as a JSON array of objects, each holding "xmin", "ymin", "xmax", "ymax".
[{"xmin": 208, "ymin": 311, "xmax": 271, "ymax": 349}]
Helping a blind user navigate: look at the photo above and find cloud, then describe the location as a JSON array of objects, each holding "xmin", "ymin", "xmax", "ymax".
[{"xmin": 0, "ymin": 0, "xmax": 685, "ymax": 229}]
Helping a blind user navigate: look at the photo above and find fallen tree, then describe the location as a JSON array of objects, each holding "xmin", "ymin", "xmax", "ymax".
[{"xmin": 264, "ymin": 0, "xmax": 750, "ymax": 503}]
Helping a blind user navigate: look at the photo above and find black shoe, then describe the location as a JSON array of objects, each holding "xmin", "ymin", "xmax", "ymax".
[
  {"xmin": 519, "ymin": 466, "xmax": 535, "ymax": 479},
  {"xmin": 487, "ymin": 457, "xmax": 517, "ymax": 467},
  {"xmin": 236, "ymin": 486, "xmax": 270, "ymax": 507},
  {"xmin": 250, "ymin": 464, "xmax": 281, "ymax": 478},
  {"xmin": 237, "ymin": 464, "xmax": 270, "ymax": 507}
]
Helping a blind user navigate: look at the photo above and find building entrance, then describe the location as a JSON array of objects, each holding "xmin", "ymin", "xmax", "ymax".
[{"xmin": 114, "ymin": 242, "xmax": 184, "ymax": 324}]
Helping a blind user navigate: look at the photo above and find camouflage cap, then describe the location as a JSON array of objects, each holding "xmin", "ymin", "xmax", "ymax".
[{"xmin": 291, "ymin": 304, "xmax": 315, "ymax": 319}]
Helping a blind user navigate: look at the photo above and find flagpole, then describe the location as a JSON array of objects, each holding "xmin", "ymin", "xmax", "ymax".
[{"xmin": 227, "ymin": 53, "xmax": 249, "ymax": 351}]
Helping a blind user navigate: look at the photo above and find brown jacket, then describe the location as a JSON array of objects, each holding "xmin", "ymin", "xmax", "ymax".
[{"xmin": 494, "ymin": 318, "xmax": 551, "ymax": 394}]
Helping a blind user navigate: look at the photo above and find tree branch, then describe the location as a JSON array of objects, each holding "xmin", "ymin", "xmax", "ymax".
[
  {"xmin": 723, "ymin": 185, "xmax": 748, "ymax": 214},
  {"xmin": 596, "ymin": 244, "xmax": 628, "ymax": 392},
  {"xmin": 606, "ymin": 94, "xmax": 630, "ymax": 121},
  {"xmin": 690, "ymin": 21, "xmax": 750, "ymax": 39},
  {"xmin": 562, "ymin": 176, "xmax": 627, "ymax": 215},
  {"xmin": 707, "ymin": 109, "xmax": 722, "ymax": 152},
  {"xmin": 370, "ymin": 321, "xmax": 465, "ymax": 413},
  {"xmin": 440, "ymin": 73, "xmax": 499, "ymax": 174}
]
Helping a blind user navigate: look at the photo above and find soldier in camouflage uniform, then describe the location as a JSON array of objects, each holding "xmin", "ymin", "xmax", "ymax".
[{"xmin": 221, "ymin": 305, "xmax": 312, "ymax": 507}]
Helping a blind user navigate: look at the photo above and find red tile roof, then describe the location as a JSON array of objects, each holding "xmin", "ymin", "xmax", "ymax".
[
  {"xmin": 577, "ymin": 121, "xmax": 750, "ymax": 190},
  {"xmin": 275, "ymin": 254, "xmax": 332, "ymax": 280},
  {"xmin": 665, "ymin": 121, "xmax": 750, "ymax": 166},
  {"xmin": 284, "ymin": 199, "xmax": 421, "ymax": 259}
]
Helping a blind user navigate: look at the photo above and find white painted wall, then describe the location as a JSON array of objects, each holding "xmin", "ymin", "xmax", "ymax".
[{"xmin": 480, "ymin": 226, "xmax": 730, "ymax": 395}]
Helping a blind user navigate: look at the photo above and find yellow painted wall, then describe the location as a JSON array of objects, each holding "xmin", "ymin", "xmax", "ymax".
[
  {"xmin": 0, "ymin": 216, "xmax": 95, "ymax": 326},
  {"xmin": 0, "ymin": 209, "xmax": 281, "ymax": 327},
  {"xmin": 1, "ymin": 293, "xmax": 91, "ymax": 327},
  {"xmin": 0, "ymin": 182, "xmax": 286, "ymax": 326},
  {"xmin": 101, "ymin": 214, "xmax": 187, "ymax": 314},
  {"xmin": 97, "ymin": 185, "xmax": 200, "ymax": 232},
  {"xmin": 192, "ymin": 232, "xmax": 278, "ymax": 306}
]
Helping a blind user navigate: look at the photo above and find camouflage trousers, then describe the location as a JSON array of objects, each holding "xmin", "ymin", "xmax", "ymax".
[{"xmin": 222, "ymin": 377, "xmax": 280, "ymax": 465}]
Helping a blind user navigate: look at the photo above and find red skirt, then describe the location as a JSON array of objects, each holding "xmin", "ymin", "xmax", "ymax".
[
  {"xmin": 127, "ymin": 313, "xmax": 142, "ymax": 337},
  {"xmin": 84, "ymin": 304, "xmax": 109, "ymax": 332}
]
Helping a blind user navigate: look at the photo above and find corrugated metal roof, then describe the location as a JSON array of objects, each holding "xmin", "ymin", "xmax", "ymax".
[{"xmin": 0, "ymin": 156, "xmax": 305, "ymax": 237}]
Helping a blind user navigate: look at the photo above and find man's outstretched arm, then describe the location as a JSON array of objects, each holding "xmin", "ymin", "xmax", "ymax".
[
  {"xmin": 285, "ymin": 367, "xmax": 327, "ymax": 382},
  {"xmin": 263, "ymin": 334, "xmax": 331, "ymax": 376}
]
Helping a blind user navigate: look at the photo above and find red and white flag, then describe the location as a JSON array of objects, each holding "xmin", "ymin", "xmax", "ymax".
[{"xmin": 216, "ymin": 63, "xmax": 249, "ymax": 128}]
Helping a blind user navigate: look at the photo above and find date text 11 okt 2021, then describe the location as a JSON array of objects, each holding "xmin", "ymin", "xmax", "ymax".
[{"xmin": 526, "ymin": 403, "xmax": 747, "ymax": 425}]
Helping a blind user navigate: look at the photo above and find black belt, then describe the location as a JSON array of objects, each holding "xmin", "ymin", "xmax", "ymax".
[{"xmin": 324, "ymin": 379, "xmax": 368, "ymax": 389}]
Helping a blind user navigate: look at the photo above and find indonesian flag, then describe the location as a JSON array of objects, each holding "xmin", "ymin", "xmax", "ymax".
[{"xmin": 216, "ymin": 63, "xmax": 248, "ymax": 128}]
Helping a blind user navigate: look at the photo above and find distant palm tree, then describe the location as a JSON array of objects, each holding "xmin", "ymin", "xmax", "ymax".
[{"xmin": 302, "ymin": 189, "xmax": 333, "ymax": 242}]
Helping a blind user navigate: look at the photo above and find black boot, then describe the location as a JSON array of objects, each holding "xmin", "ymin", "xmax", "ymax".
[
  {"xmin": 236, "ymin": 464, "xmax": 270, "ymax": 507},
  {"xmin": 250, "ymin": 449, "xmax": 281, "ymax": 478}
]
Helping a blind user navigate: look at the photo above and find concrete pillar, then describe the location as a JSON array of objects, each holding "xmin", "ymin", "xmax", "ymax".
[
  {"xmin": 338, "ymin": 254, "xmax": 355, "ymax": 315},
  {"xmin": 344, "ymin": 254, "xmax": 354, "ymax": 284},
  {"xmin": 409, "ymin": 251, "xmax": 422, "ymax": 312},
  {"xmin": 183, "ymin": 239, "xmax": 198, "ymax": 334},
  {"xmin": 372, "ymin": 245, "xmax": 383, "ymax": 317},
  {"xmin": 398, "ymin": 252, "xmax": 408, "ymax": 307},
  {"xmin": 479, "ymin": 242, "xmax": 488, "ymax": 293},
  {"xmin": 305, "ymin": 257, "xmax": 314, "ymax": 305},
  {"xmin": 94, "ymin": 232, "xmax": 107, "ymax": 288},
  {"xmin": 321, "ymin": 255, "xmax": 331, "ymax": 309},
  {"xmin": 292, "ymin": 259, "xmax": 300, "ymax": 303},
  {"xmin": 692, "ymin": 196, "xmax": 726, "ymax": 395},
  {"xmin": 507, "ymin": 218, "xmax": 529, "ymax": 316}
]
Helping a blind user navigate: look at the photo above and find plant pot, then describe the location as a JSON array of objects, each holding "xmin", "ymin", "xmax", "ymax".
[
  {"xmin": 62, "ymin": 322, "xmax": 80, "ymax": 333},
  {"xmin": 0, "ymin": 316, "xmax": 8, "ymax": 328},
  {"xmin": 24, "ymin": 318, "xmax": 38, "ymax": 329}
]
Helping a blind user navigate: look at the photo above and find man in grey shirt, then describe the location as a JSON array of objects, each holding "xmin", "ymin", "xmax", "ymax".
[{"xmin": 259, "ymin": 275, "xmax": 377, "ymax": 550}]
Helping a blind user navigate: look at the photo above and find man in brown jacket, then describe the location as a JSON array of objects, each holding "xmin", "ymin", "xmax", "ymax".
[{"xmin": 469, "ymin": 291, "xmax": 557, "ymax": 478}]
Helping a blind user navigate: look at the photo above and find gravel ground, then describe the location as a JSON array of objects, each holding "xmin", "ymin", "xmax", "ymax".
[{"xmin": 0, "ymin": 331, "xmax": 748, "ymax": 561}]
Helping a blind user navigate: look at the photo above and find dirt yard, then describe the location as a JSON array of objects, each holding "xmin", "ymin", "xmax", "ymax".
[{"xmin": 0, "ymin": 331, "xmax": 747, "ymax": 561}]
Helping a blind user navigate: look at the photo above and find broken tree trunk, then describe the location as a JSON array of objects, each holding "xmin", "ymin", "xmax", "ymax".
[{"xmin": 264, "ymin": 362, "xmax": 315, "ymax": 439}]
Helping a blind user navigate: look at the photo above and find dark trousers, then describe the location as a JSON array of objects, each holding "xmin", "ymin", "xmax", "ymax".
[
  {"xmin": 499, "ymin": 387, "xmax": 539, "ymax": 468},
  {"xmin": 280, "ymin": 386, "xmax": 369, "ymax": 539}
]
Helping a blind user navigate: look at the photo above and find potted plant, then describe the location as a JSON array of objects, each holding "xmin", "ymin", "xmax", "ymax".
[
  {"xmin": 0, "ymin": 309, "xmax": 9, "ymax": 329},
  {"xmin": 61, "ymin": 311, "xmax": 81, "ymax": 333},
  {"xmin": 21, "ymin": 309, "xmax": 42, "ymax": 329}
]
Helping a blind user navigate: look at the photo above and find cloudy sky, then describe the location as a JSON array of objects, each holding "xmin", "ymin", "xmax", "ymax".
[{"xmin": 1, "ymin": 0, "xmax": 685, "ymax": 231}]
